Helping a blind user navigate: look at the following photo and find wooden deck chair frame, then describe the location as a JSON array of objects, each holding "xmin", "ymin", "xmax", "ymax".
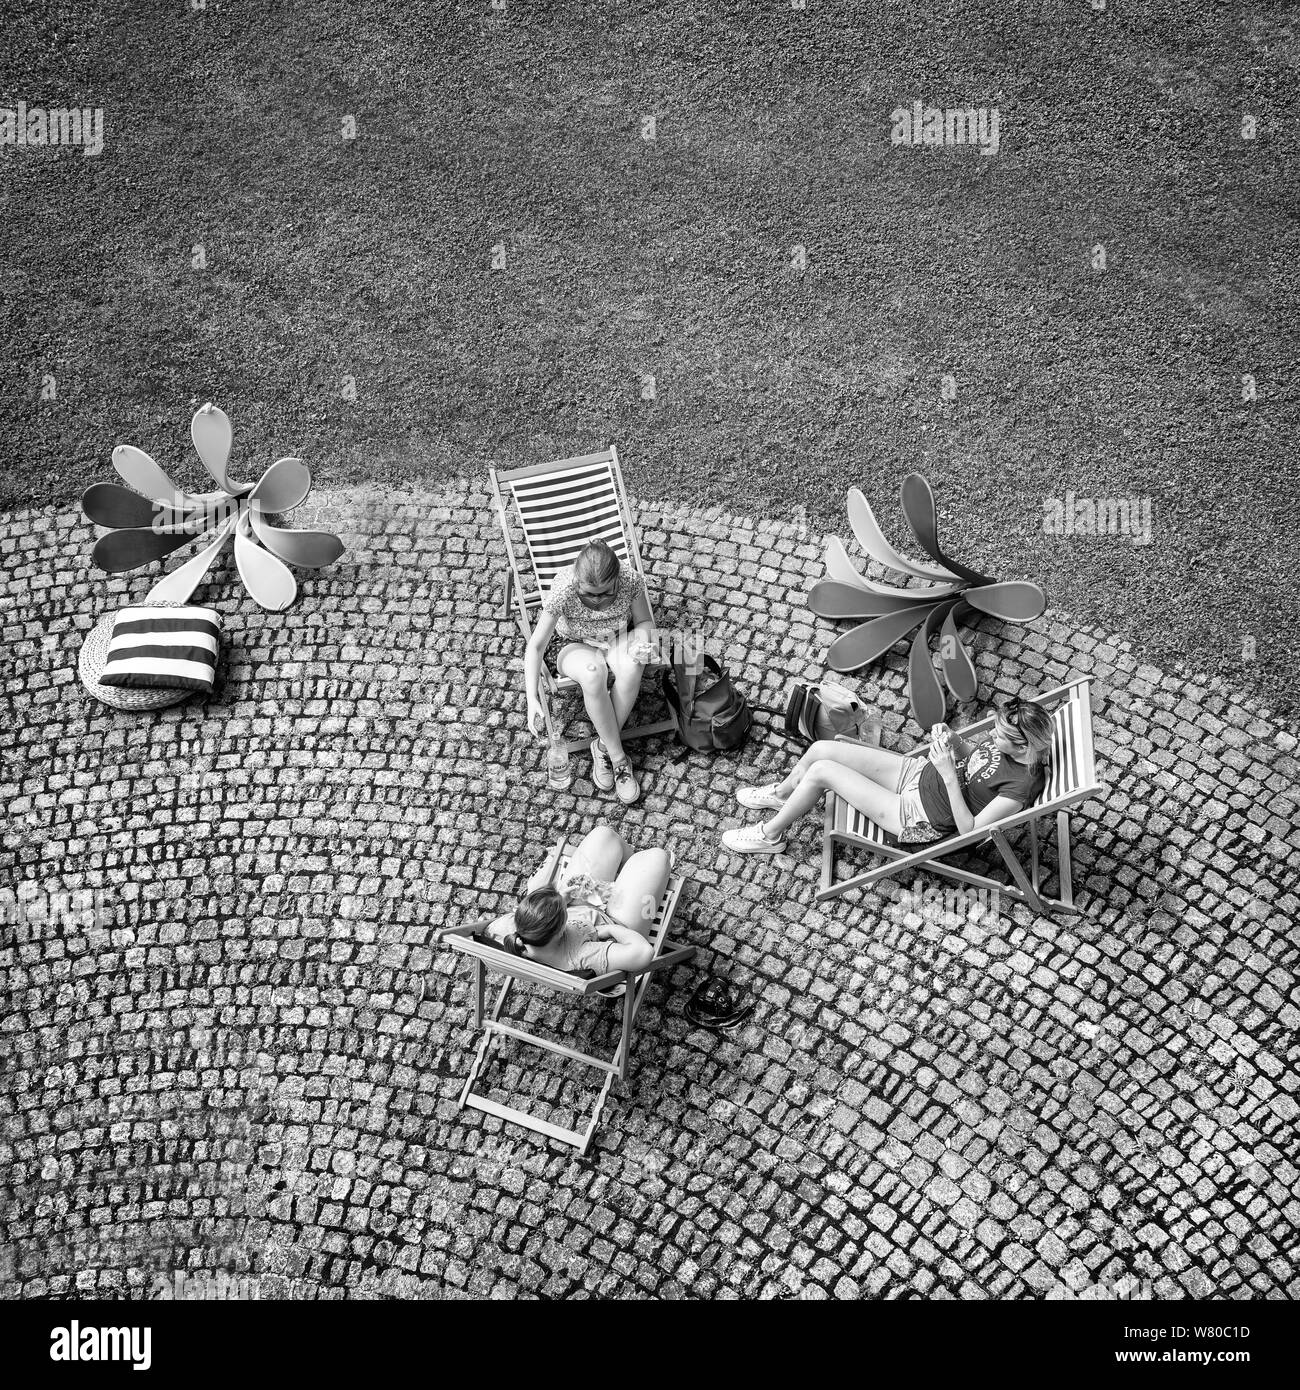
[
  {"xmin": 440, "ymin": 841, "xmax": 696, "ymax": 1154},
  {"xmin": 818, "ymin": 679, "xmax": 1101, "ymax": 917},
  {"xmin": 490, "ymin": 446, "xmax": 677, "ymax": 754}
]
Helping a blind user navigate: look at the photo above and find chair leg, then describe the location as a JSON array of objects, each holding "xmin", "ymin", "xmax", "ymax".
[
  {"xmin": 989, "ymin": 829, "xmax": 1073, "ymax": 918},
  {"xmin": 1057, "ymin": 810, "xmax": 1075, "ymax": 908},
  {"xmin": 460, "ymin": 976, "xmax": 513, "ymax": 1109},
  {"xmin": 821, "ymin": 802, "xmax": 836, "ymax": 893}
]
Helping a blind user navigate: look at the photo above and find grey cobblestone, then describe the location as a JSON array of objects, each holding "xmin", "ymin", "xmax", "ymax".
[{"xmin": 1, "ymin": 482, "xmax": 1297, "ymax": 1299}]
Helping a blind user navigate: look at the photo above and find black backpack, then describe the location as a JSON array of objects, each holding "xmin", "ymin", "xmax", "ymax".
[{"xmin": 660, "ymin": 655, "xmax": 752, "ymax": 753}]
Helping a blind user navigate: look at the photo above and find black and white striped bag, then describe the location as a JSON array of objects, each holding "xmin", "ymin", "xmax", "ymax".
[{"xmin": 99, "ymin": 604, "xmax": 222, "ymax": 692}]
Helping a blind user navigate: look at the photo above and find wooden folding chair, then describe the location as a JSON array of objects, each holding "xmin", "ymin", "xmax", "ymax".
[
  {"xmin": 818, "ymin": 679, "xmax": 1102, "ymax": 916},
  {"xmin": 489, "ymin": 446, "xmax": 677, "ymax": 753},
  {"xmin": 440, "ymin": 841, "xmax": 696, "ymax": 1153}
]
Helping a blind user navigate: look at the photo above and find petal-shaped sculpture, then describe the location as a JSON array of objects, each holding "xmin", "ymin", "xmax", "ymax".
[
  {"xmin": 825, "ymin": 603, "xmax": 934, "ymax": 673},
  {"xmin": 235, "ymin": 513, "xmax": 297, "ymax": 611},
  {"xmin": 824, "ymin": 536, "xmax": 959, "ymax": 599},
  {"xmin": 146, "ymin": 515, "xmax": 240, "ymax": 604},
  {"xmin": 900, "ymin": 473, "xmax": 992, "ymax": 585},
  {"xmin": 939, "ymin": 603, "xmax": 978, "ymax": 701},
  {"xmin": 964, "ymin": 581, "xmax": 1047, "ymax": 622},
  {"xmin": 83, "ymin": 482, "xmax": 186, "ymax": 531},
  {"xmin": 810, "ymin": 580, "xmax": 945, "ymax": 620},
  {"xmin": 908, "ymin": 599, "xmax": 960, "ymax": 731},
  {"xmin": 91, "ymin": 526, "xmax": 197, "ymax": 573},
  {"xmin": 248, "ymin": 457, "xmax": 311, "ymax": 512},
  {"xmin": 112, "ymin": 445, "xmax": 196, "ymax": 509},
  {"xmin": 250, "ymin": 507, "xmax": 345, "ymax": 569},
  {"xmin": 848, "ymin": 487, "xmax": 958, "ymax": 583},
  {"xmin": 191, "ymin": 403, "xmax": 250, "ymax": 496}
]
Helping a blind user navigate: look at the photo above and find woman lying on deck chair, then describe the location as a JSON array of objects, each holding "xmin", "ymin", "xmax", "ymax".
[
  {"xmin": 485, "ymin": 824, "xmax": 670, "ymax": 976},
  {"xmin": 524, "ymin": 539, "xmax": 655, "ymax": 805},
  {"xmin": 723, "ymin": 695, "xmax": 1053, "ymax": 854}
]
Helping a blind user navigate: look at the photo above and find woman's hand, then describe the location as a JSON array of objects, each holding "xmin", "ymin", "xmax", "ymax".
[
  {"xmin": 526, "ymin": 695, "xmax": 546, "ymax": 738},
  {"xmin": 928, "ymin": 738, "xmax": 958, "ymax": 781}
]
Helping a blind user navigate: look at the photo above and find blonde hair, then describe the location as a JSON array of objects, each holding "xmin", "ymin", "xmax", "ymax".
[
  {"xmin": 1006, "ymin": 699, "xmax": 1054, "ymax": 765},
  {"xmin": 573, "ymin": 539, "xmax": 619, "ymax": 590}
]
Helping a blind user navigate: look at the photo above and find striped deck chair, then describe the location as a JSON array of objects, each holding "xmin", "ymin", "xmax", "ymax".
[
  {"xmin": 440, "ymin": 841, "xmax": 696, "ymax": 1153},
  {"xmin": 490, "ymin": 447, "xmax": 676, "ymax": 752},
  {"xmin": 819, "ymin": 679, "xmax": 1101, "ymax": 916}
]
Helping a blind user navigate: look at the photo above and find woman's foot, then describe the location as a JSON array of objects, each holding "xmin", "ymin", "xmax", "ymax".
[
  {"xmin": 736, "ymin": 781, "xmax": 787, "ymax": 811},
  {"xmin": 722, "ymin": 822, "xmax": 786, "ymax": 854},
  {"xmin": 590, "ymin": 737, "xmax": 615, "ymax": 792},
  {"xmin": 612, "ymin": 758, "xmax": 640, "ymax": 805}
]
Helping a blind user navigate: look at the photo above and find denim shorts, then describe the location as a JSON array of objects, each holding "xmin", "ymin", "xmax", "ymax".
[{"xmin": 896, "ymin": 758, "xmax": 943, "ymax": 844}]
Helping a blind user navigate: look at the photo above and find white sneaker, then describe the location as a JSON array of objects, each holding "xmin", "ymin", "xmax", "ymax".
[
  {"xmin": 612, "ymin": 759, "xmax": 640, "ymax": 805},
  {"xmin": 737, "ymin": 782, "xmax": 787, "ymax": 811},
  {"xmin": 590, "ymin": 738, "xmax": 615, "ymax": 792},
  {"xmin": 722, "ymin": 823, "xmax": 786, "ymax": 854}
]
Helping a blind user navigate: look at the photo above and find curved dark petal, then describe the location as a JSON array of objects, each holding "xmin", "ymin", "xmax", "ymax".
[
  {"xmin": 90, "ymin": 527, "xmax": 195, "ymax": 573},
  {"xmin": 900, "ymin": 472, "xmax": 993, "ymax": 585},
  {"xmin": 940, "ymin": 604, "xmax": 979, "ymax": 701},
  {"xmin": 825, "ymin": 604, "xmax": 934, "ymax": 673},
  {"xmin": 848, "ymin": 487, "xmax": 958, "ymax": 581},
  {"xmin": 810, "ymin": 580, "xmax": 949, "ymax": 619},
  {"xmin": 83, "ymin": 482, "xmax": 159, "ymax": 530},
  {"xmin": 908, "ymin": 599, "xmax": 960, "ymax": 729},
  {"xmin": 964, "ymin": 581, "xmax": 1047, "ymax": 622}
]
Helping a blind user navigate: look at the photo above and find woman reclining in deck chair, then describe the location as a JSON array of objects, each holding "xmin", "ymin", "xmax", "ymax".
[
  {"xmin": 486, "ymin": 824, "xmax": 670, "ymax": 976},
  {"xmin": 723, "ymin": 695, "xmax": 1053, "ymax": 854},
  {"xmin": 524, "ymin": 539, "xmax": 655, "ymax": 805}
]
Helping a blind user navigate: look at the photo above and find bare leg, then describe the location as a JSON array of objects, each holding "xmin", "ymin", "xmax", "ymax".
[
  {"xmin": 566, "ymin": 823, "xmax": 628, "ymax": 882},
  {"xmin": 606, "ymin": 622, "xmax": 653, "ymax": 730},
  {"xmin": 606, "ymin": 848, "xmax": 670, "ymax": 937},
  {"xmin": 774, "ymin": 739, "xmax": 909, "ymax": 798},
  {"xmin": 560, "ymin": 647, "xmax": 625, "ymax": 761},
  {"xmin": 764, "ymin": 760, "xmax": 906, "ymax": 840}
]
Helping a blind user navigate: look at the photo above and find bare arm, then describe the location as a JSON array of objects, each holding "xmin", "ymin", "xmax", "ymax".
[
  {"xmin": 929, "ymin": 741, "xmax": 1013, "ymax": 836},
  {"xmin": 599, "ymin": 923, "xmax": 654, "ymax": 974},
  {"xmin": 523, "ymin": 608, "xmax": 559, "ymax": 735},
  {"xmin": 933, "ymin": 747, "xmax": 1022, "ymax": 837}
]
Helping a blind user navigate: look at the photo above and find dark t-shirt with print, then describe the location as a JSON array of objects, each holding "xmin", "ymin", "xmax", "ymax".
[{"xmin": 918, "ymin": 743, "xmax": 1047, "ymax": 830}]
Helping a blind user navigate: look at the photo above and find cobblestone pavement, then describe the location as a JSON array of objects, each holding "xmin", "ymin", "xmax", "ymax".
[{"xmin": 2, "ymin": 482, "xmax": 1297, "ymax": 1301}]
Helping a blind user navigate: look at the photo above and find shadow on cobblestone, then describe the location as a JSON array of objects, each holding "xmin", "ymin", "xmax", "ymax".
[{"xmin": 2, "ymin": 485, "xmax": 1297, "ymax": 1300}]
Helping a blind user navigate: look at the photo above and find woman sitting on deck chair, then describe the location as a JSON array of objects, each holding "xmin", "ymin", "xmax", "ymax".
[
  {"xmin": 524, "ymin": 538, "xmax": 655, "ymax": 805},
  {"xmin": 723, "ymin": 695, "xmax": 1053, "ymax": 854},
  {"xmin": 486, "ymin": 825, "xmax": 670, "ymax": 977}
]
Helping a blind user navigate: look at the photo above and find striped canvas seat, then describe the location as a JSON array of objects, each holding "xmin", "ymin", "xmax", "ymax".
[
  {"xmin": 490, "ymin": 447, "xmax": 677, "ymax": 752},
  {"xmin": 441, "ymin": 839, "xmax": 695, "ymax": 1154},
  {"xmin": 834, "ymin": 683, "xmax": 1095, "ymax": 848},
  {"xmin": 821, "ymin": 679, "xmax": 1101, "ymax": 917},
  {"xmin": 1039, "ymin": 683, "xmax": 1094, "ymax": 804},
  {"xmin": 506, "ymin": 458, "xmax": 634, "ymax": 592}
]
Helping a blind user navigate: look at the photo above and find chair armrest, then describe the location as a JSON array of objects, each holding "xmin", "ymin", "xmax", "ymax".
[
  {"xmin": 579, "ymin": 941, "xmax": 696, "ymax": 993},
  {"xmin": 581, "ymin": 969, "xmax": 630, "ymax": 994},
  {"xmin": 439, "ymin": 917, "xmax": 496, "ymax": 940},
  {"xmin": 641, "ymin": 941, "xmax": 697, "ymax": 974}
]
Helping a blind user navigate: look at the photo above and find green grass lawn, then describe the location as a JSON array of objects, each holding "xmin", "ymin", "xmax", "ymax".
[{"xmin": 3, "ymin": 1, "xmax": 1297, "ymax": 714}]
